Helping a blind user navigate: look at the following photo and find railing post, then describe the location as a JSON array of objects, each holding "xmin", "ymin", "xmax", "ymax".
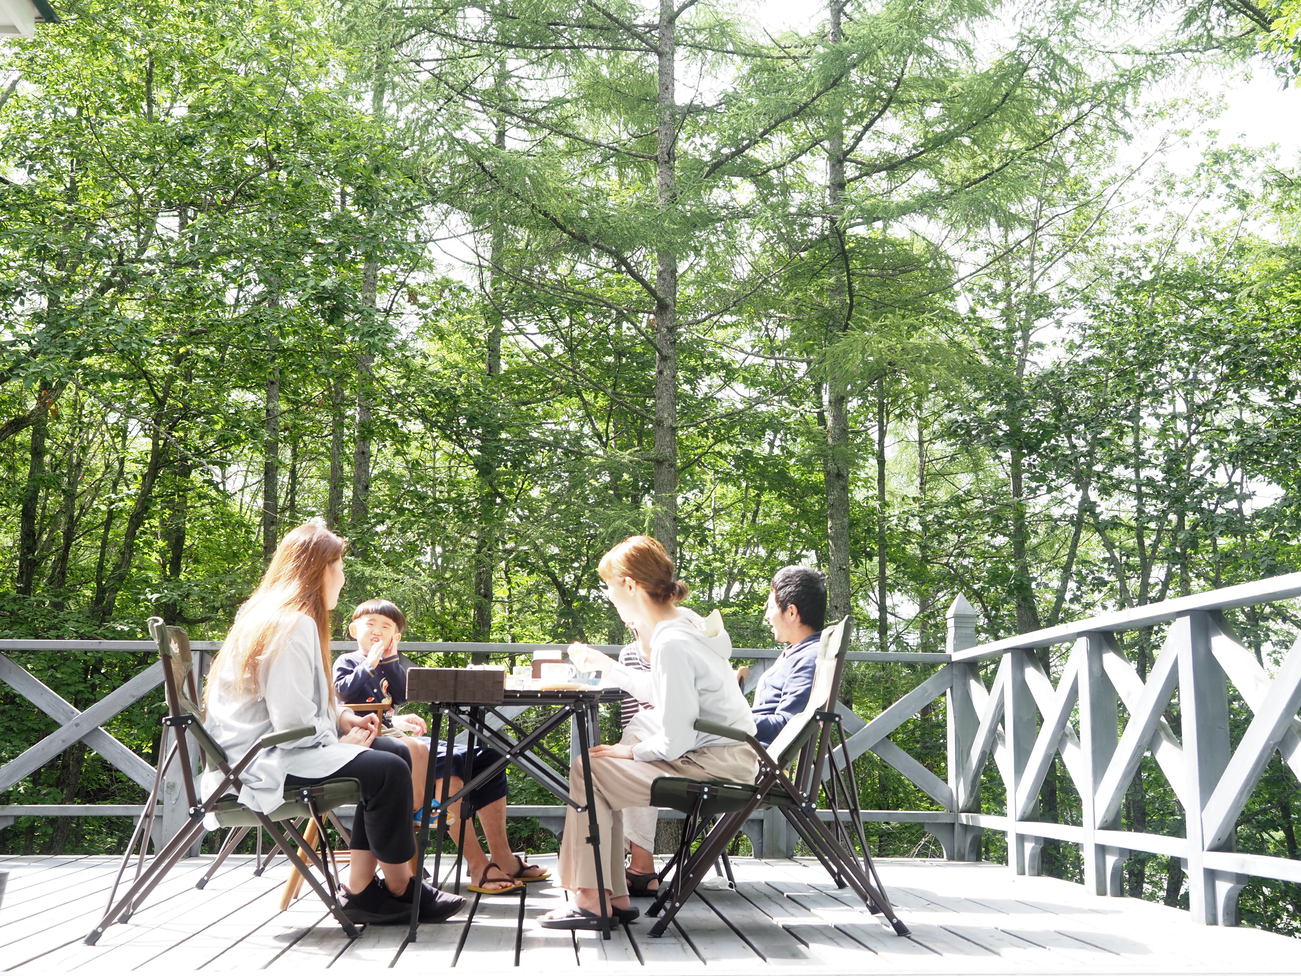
[
  {"xmin": 1176, "ymin": 611, "xmax": 1231, "ymax": 924},
  {"xmin": 944, "ymin": 595, "xmax": 982, "ymax": 860},
  {"xmin": 1007, "ymin": 647, "xmax": 1042, "ymax": 876},
  {"xmin": 1079, "ymin": 632, "xmax": 1120, "ymax": 895}
]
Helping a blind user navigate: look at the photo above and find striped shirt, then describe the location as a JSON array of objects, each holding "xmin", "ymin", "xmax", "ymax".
[{"xmin": 618, "ymin": 642, "xmax": 653, "ymax": 729}]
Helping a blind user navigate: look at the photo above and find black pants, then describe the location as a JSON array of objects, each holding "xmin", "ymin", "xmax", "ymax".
[{"xmin": 285, "ymin": 736, "xmax": 415, "ymax": 864}]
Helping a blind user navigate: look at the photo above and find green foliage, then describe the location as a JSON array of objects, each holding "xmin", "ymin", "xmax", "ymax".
[{"xmin": 1, "ymin": 0, "xmax": 1299, "ymax": 938}]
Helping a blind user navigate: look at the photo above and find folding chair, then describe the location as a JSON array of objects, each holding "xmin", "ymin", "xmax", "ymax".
[
  {"xmin": 646, "ymin": 616, "xmax": 909, "ymax": 937},
  {"xmin": 86, "ymin": 617, "xmax": 364, "ymax": 945}
]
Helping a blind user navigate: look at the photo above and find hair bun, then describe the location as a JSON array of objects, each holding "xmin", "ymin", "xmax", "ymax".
[{"xmin": 598, "ymin": 535, "xmax": 688, "ymax": 607}]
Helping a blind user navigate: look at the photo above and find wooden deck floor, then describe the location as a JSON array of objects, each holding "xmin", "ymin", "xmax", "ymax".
[{"xmin": 1, "ymin": 853, "xmax": 1297, "ymax": 974}]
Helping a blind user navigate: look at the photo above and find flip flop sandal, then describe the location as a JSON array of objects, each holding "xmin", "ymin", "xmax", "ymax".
[
  {"xmin": 539, "ymin": 907, "xmax": 619, "ymax": 930},
  {"xmin": 466, "ymin": 862, "xmax": 525, "ymax": 895},
  {"xmin": 511, "ymin": 854, "xmax": 551, "ymax": 883}
]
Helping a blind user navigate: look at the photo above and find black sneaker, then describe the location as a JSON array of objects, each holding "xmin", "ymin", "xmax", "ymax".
[
  {"xmin": 339, "ymin": 878, "xmax": 409, "ymax": 925},
  {"xmin": 385, "ymin": 877, "xmax": 465, "ymax": 923}
]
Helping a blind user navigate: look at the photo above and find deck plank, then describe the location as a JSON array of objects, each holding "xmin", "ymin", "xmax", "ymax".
[
  {"xmin": 696, "ymin": 885, "xmax": 812, "ymax": 962},
  {"xmin": 499, "ymin": 881, "xmax": 583, "ymax": 974},
  {"xmin": 2, "ymin": 856, "xmax": 1299, "ymax": 973}
]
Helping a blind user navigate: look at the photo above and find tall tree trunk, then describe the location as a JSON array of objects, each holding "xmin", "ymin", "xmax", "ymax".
[
  {"xmin": 350, "ymin": 68, "xmax": 387, "ymax": 555},
  {"xmin": 915, "ymin": 396, "xmax": 936, "ymax": 652},
  {"xmin": 1008, "ymin": 442, "xmax": 1041, "ymax": 633},
  {"xmin": 328, "ymin": 374, "xmax": 346, "ymax": 527},
  {"xmin": 285, "ymin": 433, "xmax": 299, "ymax": 522},
  {"xmin": 49, "ymin": 742, "xmax": 86, "ymax": 854},
  {"xmin": 94, "ymin": 378, "xmax": 176, "ymax": 623},
  {"xmin": 16, "ymin": 384, "xmax": 51, "ymax": 596},
  {"xmin": 652, "ymin": 0, "xmax": 679, "ymax": 561},
  {"xmin": 159, "ymin": 450, "xmax": 190, "ymax": 624},
  {"xmin": 351, "ymin": 312, "xmax": 376, "ymax": 551},
  {"xmin": 875, "ymin": 375, "xmax": 889, "ymax": 651},
  {"xmin": 473, "ymin": 141, "xmax": 507, "ymax": 640},
  {"xmin": 92, "ymin": 434, "xmax": 128, "ymax": 620},
  {"xmin": 263, "ymin": 357, "xmax": 281, "ymax": 561},
  {"xmin": 49, "ymin": 397, "xmax": 84, "ymax": 610},
  {"xmin": 822, "ymin": 0, "xmax": 851, "ymax": 621},
  {"xmin": 326, "ymin": 186, "xmax": 348, "ymax": 530}
]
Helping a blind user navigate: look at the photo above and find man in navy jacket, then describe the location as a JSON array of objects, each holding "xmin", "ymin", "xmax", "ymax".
[{"xmin": 750, "ymin": 566, "xmax": 826, "ymax": 747}]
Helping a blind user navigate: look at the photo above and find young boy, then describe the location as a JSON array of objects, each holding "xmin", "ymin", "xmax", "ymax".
[
  {"xmin": 333, "ymin": 600, "xmax": 548, "ymax": 893},
  {"xmin": 335, "ymin": 599, "xmax": 427, "ymax": 736}
]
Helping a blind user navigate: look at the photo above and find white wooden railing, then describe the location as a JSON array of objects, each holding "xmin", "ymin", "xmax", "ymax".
[
  {"xmin": 941, "ymin": 573, "xmax": 1301, "ymax": 926},
  {"xmin": 2, "ymin": 575, "xmax": 1299, "ymax": 929}
]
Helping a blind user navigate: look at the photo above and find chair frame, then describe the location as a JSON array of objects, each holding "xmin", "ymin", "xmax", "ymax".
[
  {"xmin": 646, "ymin": 617, "xmax": 909, "ymax": 937},
  {"xmin": 86, "ymin": 618, "xmax": 360, "ymax": 945}
]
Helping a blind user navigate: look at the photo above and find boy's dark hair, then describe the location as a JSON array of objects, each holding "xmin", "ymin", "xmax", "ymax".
[
  {"xmin": 770, "ymin": 566, "xmax": 827, "ymax": 631},
  {"xmin": 350, "ymin": 599, "xmax": 407, "ymax": 634}
]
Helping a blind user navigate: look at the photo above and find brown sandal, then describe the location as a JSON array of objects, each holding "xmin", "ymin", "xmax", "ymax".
[
  {"xmin": 511, "ymin": 854, "xmax": 551, "ymax": 883},
  {"xmin": 466, "ymin": 862, "xmax": 524, "ymax": 894}
]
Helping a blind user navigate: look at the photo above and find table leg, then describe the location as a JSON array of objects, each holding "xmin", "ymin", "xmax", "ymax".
[
  {"xmin": 410, "ymin": 705, "xmax": 443, "ymax": 942},
  {"xmin": 434, "ymin": 708, "xmax": 458, "ymax": 889},
  {"xmin": 572, "ymin": 699, "xmax": 611, "ymax": 939}
]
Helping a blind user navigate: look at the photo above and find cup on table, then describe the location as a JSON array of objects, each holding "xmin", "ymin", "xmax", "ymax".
[
  {"xmin": 509, "ymin": 665, "xmax": 532, "ymax": 689},
  {"xmin": 539, "ymin": 661, "xmax": 575, "ymax": 685},
  {"xmin": 532, "ymin": 651, "xmax": 563, "ymax": 679}
]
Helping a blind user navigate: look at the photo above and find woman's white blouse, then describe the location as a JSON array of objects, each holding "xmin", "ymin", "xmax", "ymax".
[{"xmin": 201, "ymin": 612, "xmax": 365, "ymax": 814}]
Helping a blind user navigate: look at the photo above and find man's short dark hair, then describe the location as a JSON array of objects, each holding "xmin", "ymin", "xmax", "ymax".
[{"xmin": 770, "ymin": 566, "xmax": 826, "ymax": 631}]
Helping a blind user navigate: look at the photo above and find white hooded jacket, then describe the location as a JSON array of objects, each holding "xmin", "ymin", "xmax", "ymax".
[{"xmin": 602, "ymin": 607, "xmax": 756, "ymax": 762}]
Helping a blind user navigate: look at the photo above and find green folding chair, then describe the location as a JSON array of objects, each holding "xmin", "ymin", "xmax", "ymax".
[
  {"xmin": 646, "ymin": 616, "xmax": 909, "ymax": 937},
  {"xmin": 86, "ymin": 618, "xmax": 362, "ymax": 945}
]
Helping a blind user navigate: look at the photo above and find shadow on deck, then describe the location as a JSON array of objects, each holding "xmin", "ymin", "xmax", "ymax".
[{"xmin": 1, "ymin": 855, "xmax": 1297, "ymax": 974}]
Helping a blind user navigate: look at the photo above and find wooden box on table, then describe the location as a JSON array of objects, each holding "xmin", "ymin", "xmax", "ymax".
[{"xmin": 406, "ymin": 667, "xmax": 505, "ymax": 705}]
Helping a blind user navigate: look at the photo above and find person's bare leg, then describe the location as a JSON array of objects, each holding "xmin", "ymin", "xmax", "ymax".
[
  {"xmin": 627, "ymin": 842, "xmax": 658, "ymax": 891},
  {"xmin": 475, "ymin": 797, "xmax": 515, "ymax": 869},
  {"xmin": 475, "ymin": 796, "xmax": 545, "ymax": 882},
  {"xmin": 348, "ymin": 850, "xmax": 377, "ymax": 893},
  {"xmin": 402, "ymin": 736, "xmax": 430, "ymax": 812},
  {"xmin": 429, "ymin": 777, "xmax": 513, "ymax": 890}
]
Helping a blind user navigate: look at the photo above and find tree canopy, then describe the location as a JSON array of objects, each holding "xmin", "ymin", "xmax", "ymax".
[{"xmin": 1, "ymin": 0, "xmax": 1299, "ymax": 933}]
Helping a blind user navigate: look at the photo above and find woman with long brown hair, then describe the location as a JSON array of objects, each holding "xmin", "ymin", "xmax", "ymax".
[
  {"xmin": 542, "ymin": 535, "xmax": 758, "ymax": 929},
  {"xmin": 202, "ymin": 522, "xmax": 462, "ymax": 925}
]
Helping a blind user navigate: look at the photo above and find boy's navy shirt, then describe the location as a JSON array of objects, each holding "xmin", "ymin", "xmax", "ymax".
[{"xmin": 333, "ymin": 650, "xmax": 408, "ymax": 707}]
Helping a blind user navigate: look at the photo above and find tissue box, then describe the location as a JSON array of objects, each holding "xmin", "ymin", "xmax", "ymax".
[{"xmin": 406, "ymin": 667, "xmax": 505, "ymax": 704}]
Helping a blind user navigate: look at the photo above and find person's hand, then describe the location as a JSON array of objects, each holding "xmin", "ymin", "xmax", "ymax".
[
  {"xmin": 392, "ymin": 713, "xmax": 427, "ymax": 736},
  {"xmin": 339, "ymin": 723, "xmax": 377, "ymax": 747},
  {"xmin": 589, "ymin": 743, "xmax": 634, "ymax": 760},
  {"xmin": 364, "ymin": 631, "xmax": 399, "ymax": 670},
  {"xmin": 339, "ymin": 709, "xmax": 380, "ymax": 737},
  {"xmin": 567, "ymin": 642, "xmax": 607, "ymax": 672}
]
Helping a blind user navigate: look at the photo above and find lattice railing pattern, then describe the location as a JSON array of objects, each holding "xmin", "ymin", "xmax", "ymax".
[{"xmin": 3, "ymin": 575, "xmax": 1299, "ymax": 929}]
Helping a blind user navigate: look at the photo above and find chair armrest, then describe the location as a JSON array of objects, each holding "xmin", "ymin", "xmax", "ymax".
[
  {"xmin": 344, "ymin": 702, "xmax": 390, "ymax": 714},
  {"xmin": 259, "ymin": 726, "xmax": 316, "ymax": 749},
  {"xmin": 693, "ymin": 718, "xmax": 749, "ymax": 741}
]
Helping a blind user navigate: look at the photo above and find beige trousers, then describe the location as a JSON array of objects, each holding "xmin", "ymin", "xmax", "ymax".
[
  {"xmin": 623, "ymin": 804, "xmax": 658, "ymax": 853},
  {"xmin": 557, "ymin": 740, "xmax": 757, "ymax": 895}
]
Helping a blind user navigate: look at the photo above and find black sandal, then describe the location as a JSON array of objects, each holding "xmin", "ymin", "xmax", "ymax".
[{"xmin": 625, "ymin": 870, "xmax": 659, "ymax": 897}]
